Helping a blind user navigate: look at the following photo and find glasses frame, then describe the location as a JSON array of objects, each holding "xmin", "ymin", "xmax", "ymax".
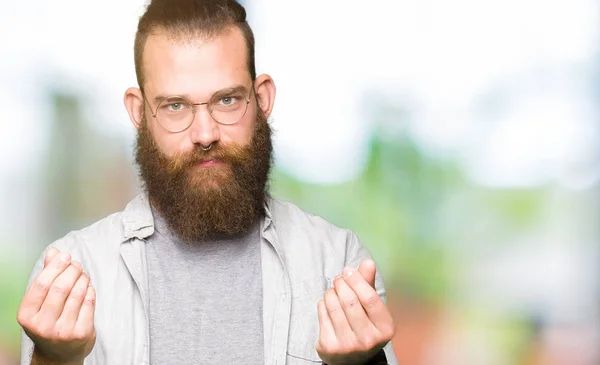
[{"xmin": 143, "ymin": 85, "xmax": 255, "ymax": 133}]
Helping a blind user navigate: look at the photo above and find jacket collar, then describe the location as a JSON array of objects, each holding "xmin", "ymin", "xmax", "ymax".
[{"xmin": 121, "ymin": 194, "xmax": 155, "ymax": 242}]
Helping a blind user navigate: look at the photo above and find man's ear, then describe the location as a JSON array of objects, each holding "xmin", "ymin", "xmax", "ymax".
[
  {"xmin": 124, "ymin": 87, "xmax": 145, "ymax": 129},
  {"xmin": 253, "ymin": 74, "xmax": 276, "ymax": 119}
]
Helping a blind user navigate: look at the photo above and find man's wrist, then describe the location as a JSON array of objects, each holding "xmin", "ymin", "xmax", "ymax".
[
  {"xmin": 365, "ymin": 348, "xmax": 388, "ymax": 364},
  {"xmin": 322, "ymin": 348, "xmax": 388, "ymax": 365},
  {"xmin": 31, "ymin": 348, "xmax": 84, "ymax": 365}
]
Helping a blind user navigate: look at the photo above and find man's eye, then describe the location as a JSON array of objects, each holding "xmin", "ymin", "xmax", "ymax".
[
  {"xmin": 169, "ymin": 103, "xmax": 183, "ymax": 111},
  {"xmin": 221, "ymin": 97, "xmax": 234, "ymax": 105}
]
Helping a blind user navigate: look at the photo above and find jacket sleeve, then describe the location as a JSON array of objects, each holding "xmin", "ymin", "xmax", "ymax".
[{"xmin": 344, "ymin": 230, "xmax": 399, "ymax": 365}]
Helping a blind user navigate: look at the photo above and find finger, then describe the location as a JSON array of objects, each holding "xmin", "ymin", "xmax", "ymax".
[
  {"xmin": 343, "ymin": 266, "xmax": 393, "ymax": 332},
  {"xmin": 317, "ymin": 300, "xmax": 335, "ymax": 342},
  {"xmin": 357, "ymin": 259, "xmax": 376, "ymax": 288},
  {"xmin": 38, "ymin": 262, "xmax": 83, "ymax": 321},
  {"xmin": 324, "ymin": 288, "xmax": 353, "ymax": 336},
  {"xmin": 333, "ymin": 275, "xmax": 372, "ymax": 334},
  {"xmin": 20, "ymin": 251, "xmax": 72, "ymax": 316},
  {"xmin": 44, "ymin": 248, "xmax": 59, "ymax": 267},
  {"xmin": 75, "ymin": 286, "xmax": 96, "ymax": 335},
  {"xmin": 58, "ymin": 272, "xmax": 90, "ymax": 327}
]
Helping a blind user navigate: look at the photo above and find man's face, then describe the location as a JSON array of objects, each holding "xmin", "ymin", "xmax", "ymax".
[
  {"xmin": 133, "ymin": 28, "xmax": 273, "ymax": 242},
  {"xmin": 142, "ymin": 28, "xmax": 256, "ymax": 155}
]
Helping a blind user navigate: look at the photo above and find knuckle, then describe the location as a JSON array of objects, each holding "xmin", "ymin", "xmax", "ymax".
[
  {"xmin": 56, "ymin": 329, "xmax": 71, "ymax": 342},
  {"xmin": 315, "ymin": 340, "xmax": 323, "ymax": 353},
  {"xmin": 70, "ymin": 266, "xmax": 83, "ymax": 277},
  {"xmin": 76, "ymin": 273, "xmax": 90, "ymax": 288},
  {"xmin": 32, "ymin": 278, "xmax": 51, "ymax": 292},
  {"xmin": 380, "ymin": 323, "xmax": 396, "ymax": 339},
  {"xmin": 35, "ymin": 323, "xmax": 54, "ymax": 339},
  {"xmin": 324, "ymin": 288, "xmax": 337, "ymax": 303},
  {"xmin": 320, "ymin": 342, "xmax": 339, "ymax": 355},
  {"xmin": 327, "ymin": 303, "xmax": 341, "ymax": 314},
  {"xmin": 72, "ymin": 328, "xmax": 89, "ymax": 342},
  {"xmin": 51, "ymin": 283, "xmax": 70, "ymax": 296},
  {"xmin": 84, "ymin": 293, "xmax": 96, "ymax": 306},
  {"xmin": 16, "ymin": 310, "xmax": 30, "ymax": 327},
  {"xmin": 65, "ymin": 264, "xmax": 81, "ymax": 276},
  {"xmin": 70, "ymin": 289, "xmax": 86, "ymax": 300},
  {"xmin": 364, "ymin": 293, "xmax": 381, "ymax": 308},
  {"xmin": 70, "ymin": 285, "xmax": 87, "ymax": 300},
  {"xmin": 345, "ymin": 297, "xmax": 360, "ymax": 309},
  {"xmin": 54, "ymin": 257, "xmax": 70, "ymax": 270},
  {"xmin": 53, "ymin": 321, "xmax": 74, "ymax": 341},
  {"xmin": 28, "ymin": 326, "xmax": 44, "ymax": 339},
  {"xmin": 339, "ymin": 338, "xmax": 356, "ymax": 353},
  {"xmin": 361, "ymin": 334, "xmax": 377, "ymax": 350}
]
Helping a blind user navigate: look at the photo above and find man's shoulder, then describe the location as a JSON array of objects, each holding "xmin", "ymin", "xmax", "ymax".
[
  {"xmin": 268, "ymin": 198, "xmax": 342, "ymax": 228},
  {"xmin": 268, "ymin": 197, "xmax": 352, "ymax": 243},
  {"xmin": 50, "ymin": 211, "xmax": 125, "ymax": 253},
  {"xmin": 50, "ymin": 194, "xmax": 151, "ymax": 254}
]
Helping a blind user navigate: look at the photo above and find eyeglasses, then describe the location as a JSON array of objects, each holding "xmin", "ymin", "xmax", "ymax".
[{"xmin": 143, "ymin": 86, "xmax": 253, "ymax": 133}]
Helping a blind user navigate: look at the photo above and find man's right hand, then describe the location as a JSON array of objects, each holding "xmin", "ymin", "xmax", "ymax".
[{"xmin": 17, "ymin": 248, "xmax": 96, "ymax": 365}]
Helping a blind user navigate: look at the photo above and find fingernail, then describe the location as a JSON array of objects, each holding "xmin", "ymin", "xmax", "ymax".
[
  {"xmin": 334, "ymin": 274, "xmax": 342, "ymax": 281},
  {"xmin": 60, "ymin": 252, "xmax": 71, "ymax": 263},
  {"xmin": 73, "ymin": 261, "xmax": 82, "ymax": 269},
  {"xmin": 47, "ymin": 247, "xmax": 58, "ymax": 256},
  {"xmin": 343, "ymin": 266, "xmax": 355, "ymax": 279}
]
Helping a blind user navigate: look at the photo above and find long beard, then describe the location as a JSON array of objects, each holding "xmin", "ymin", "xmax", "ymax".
[{"xmin": 134, "ymin": 109, "xmax": 273, "ymax": 243}]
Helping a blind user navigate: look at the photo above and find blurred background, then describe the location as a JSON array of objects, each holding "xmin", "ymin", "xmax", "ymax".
[{"xmin": 0, "ymin": 0, "xmax": 599, "ymax": 364}]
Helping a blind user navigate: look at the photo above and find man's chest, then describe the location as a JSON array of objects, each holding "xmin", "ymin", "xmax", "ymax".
[{"xmin": 144, "ymin": 230, "xmax": 264, "ymax": 364}]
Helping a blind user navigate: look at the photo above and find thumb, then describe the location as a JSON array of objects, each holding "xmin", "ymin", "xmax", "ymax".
[{"xmin": 357, "ymin": 259, "xmax": 376, "ymax": 289}]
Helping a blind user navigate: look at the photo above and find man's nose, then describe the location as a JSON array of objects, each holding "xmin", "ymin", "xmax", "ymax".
[{"xmin": 188, "ymin": 104, "xmax": 220, "ymax": 147}]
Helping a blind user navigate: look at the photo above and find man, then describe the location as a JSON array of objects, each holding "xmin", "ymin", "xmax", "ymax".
[{"xmin": 17, "ymin": 0, "xmax": 397, "ymax": 364}]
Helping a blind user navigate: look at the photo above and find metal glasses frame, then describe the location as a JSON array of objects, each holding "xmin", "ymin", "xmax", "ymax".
[{"xmin": 143, "ymin": 86, "xmax": 255, "ymax": 133}]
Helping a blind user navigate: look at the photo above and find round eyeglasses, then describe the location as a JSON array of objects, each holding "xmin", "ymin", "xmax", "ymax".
[{"xmin": 144, "ymin": 87, "xmax": 253, "ymax": 133}]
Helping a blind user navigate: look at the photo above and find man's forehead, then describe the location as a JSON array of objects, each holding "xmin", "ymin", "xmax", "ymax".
[{"xmin": 142, "ymin": 28, "xmax": 248, "ymax": 95}]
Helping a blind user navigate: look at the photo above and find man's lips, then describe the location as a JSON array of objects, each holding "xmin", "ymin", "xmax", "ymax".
[{"xmin": 196, "ymin": 159, "xmax": 222, "ymax": 168}]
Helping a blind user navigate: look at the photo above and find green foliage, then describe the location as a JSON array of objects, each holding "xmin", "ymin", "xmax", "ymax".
[
  {"xmin": 272, "ymin": 136, "xmax": 459, "ymax": 302},
  {"xmin": 0, "ymin": 252, "xmax": 30, "ymax": 354},
  {"xmin": 271, "ymin": 133, "xmax": 547, "ymax": 304}
]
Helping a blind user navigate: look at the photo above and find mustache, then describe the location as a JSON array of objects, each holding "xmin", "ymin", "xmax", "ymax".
[{"xmin": 165, "ymin": 142, "xmax": 252, "ymax": 173}]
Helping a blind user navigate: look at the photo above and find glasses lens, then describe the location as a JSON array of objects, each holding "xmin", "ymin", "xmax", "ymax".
[
  {"xmin": 156, "ymin": 97, "xmax": 194, "ymax": 132},
  {"xmin": 208, "ymin": 91, "xmax": 248, "ymax": 124}
]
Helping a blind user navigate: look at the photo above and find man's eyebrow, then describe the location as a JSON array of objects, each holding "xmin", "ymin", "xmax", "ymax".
[
  {"xmin": 152, "ymin": 85, "xmax": 249, "ymax": 104},
  {"xmin": 211, "ymin": 85, "xmax": 248, "ymax": 97},
  {"xmin": 153, "ymin": 95, "xmax": 170, "ymax": 104}
]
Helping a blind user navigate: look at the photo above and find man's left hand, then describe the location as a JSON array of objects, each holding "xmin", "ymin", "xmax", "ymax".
[{"xmin": 316, "ymin": 259, "xmax": 396, "ymax": 365}]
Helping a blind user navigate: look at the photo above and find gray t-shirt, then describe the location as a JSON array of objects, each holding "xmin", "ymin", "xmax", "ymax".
[{"xmin": 145, "ymin": 210, "xmax": 264, "ymax": 364}]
